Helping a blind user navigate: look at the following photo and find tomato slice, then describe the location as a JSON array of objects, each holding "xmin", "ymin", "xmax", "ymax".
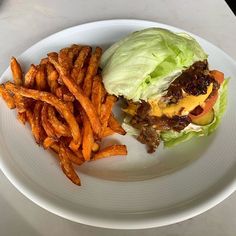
[{"xmin": 211, "ymin": 70, "xmax": 224, "ymax": 84}]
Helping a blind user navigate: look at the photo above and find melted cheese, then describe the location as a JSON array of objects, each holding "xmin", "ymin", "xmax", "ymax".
[{"xmin": 149, "ymin": 83, "xmax": 213, "ymax": 117}]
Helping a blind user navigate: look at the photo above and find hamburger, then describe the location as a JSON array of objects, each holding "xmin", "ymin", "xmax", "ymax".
[{"xmin": 101, "ymin": 28, "xmax": 228, "ymax": 152}]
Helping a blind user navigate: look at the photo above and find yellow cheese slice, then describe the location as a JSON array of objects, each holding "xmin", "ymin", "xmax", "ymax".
[{"xmin": 149, "ymin": 83, "xmax": 213, "ymax": 117}]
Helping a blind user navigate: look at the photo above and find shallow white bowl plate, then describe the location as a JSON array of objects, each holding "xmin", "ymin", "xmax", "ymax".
[{"xmin": 0, "ymin": 20, "xmax": 236, "ymax": 229}]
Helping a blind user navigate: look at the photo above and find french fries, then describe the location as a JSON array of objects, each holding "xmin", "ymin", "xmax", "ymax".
[
  {"xmin": 10, "ymin": 57, "xmax": 23, "ymax": 86},
  {"xmin": 92, "ymin": 145, "xmax": 127, "ymax": 161},
  {"xmin": 0, "ymin": 44, "xmax": 127, "ymax": 186},
  {"xmin": 0, "ymin": 84, "xmax": 15, "ymax": 109}
]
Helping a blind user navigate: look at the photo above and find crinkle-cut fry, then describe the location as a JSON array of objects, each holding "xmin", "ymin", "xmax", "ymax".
[
  {"xmin": 33, "ymin": 101, "xmax": 45, "ymax": 144},
  {"xmin": 17, "ymin": 111, "xmax": 27, "ymax": 125},
  {"xmin": 24, "ymin": 64, "xmax": 37, "ymax": 88},
  {"xmin": 59, "ymin": 143, "xmax": 81, "ymax": 185},
  {"xmin": 48, "ymin": 56, "xmax": 102, "ymax": 135},
  {"xmin": 46, "ymin": 63, "xmax": 59, "ymax": 94},
  {"xmin": 71, "ymin": 67, "xmax": 86, "ymax": 85},
  {"xmin": 0, "ymin": 84, "xmax": 15, "ymax": 109},
  {"xmin": 81, "ymin": 111, "xmax": 94, "ymax": 161},
  {"xmin": 91, "ymin": 75, "xmax": 103, "ymax": 115},
  {"xmin": 100, "ymin": 127, "xmax": 115, "ymax": 138},
  {"xmin": 74, "ymin": 46, "xmax": 92, "ymax": 70},
  {"xmin": 83, "ymin": 47, "xmax": 102, "ymax": 97},
  {"xmin": 108, "ymin": 113, "xmax": 126, "ymax": 135},
  {"xmin": 5, "ymin": 82, "xmax": 80, "ymax": 144},
  {"xmin": 10, "ymin": 57, "xmax": 23, "ymax": 85},
  {"xmin": 48, "ymin": 105, "xmax": 71, "ymax": 137},
  {"xmin": 58, "ymin": 47, "xmax": 74, "ymax": 72},
  {"xmin": 41, "ymin": 103, "xmax": 58, "ymax": 139},
  {"xmin": 40, "ymin": 57, "xmax": 49, "ymax": 65},
  {"xmin": 36, "ymin": 64, "xmax": 47, "ymax": 91},
  {"xmin": 43, "ymin": 136, "xmax": 56, "ymax": 149},
  {"xmin": 100, "ymin": 95, "xmax": 117, "ymax": 134},
  {"xmin": 92, "ymin": 145, "xmax": 127, "ymax": 161}
]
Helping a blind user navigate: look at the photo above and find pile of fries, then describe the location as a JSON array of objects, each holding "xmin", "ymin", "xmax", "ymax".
[{"xmin": 0, "ymin": 44, "xmax": 127, "ymax": 185}]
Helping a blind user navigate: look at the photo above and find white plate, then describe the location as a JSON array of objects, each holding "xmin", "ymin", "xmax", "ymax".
[{"xmin": 0, "ymin": 20, "xmax": 236, "ymax": 229}]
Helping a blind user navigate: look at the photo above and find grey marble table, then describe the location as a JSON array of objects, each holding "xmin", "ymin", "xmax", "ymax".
[{"xmin": 0, "ymin": 0, "xmax": 236, "ymax": 235}]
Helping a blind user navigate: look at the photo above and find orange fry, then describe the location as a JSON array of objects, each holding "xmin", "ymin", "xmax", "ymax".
[
  {"xmin": 10, "ymin": 57, "xmax": 23, "ymax": 85},
  {"xmin": 47, "ymin": 105, "xmax": 71, "ymax": 137},
  {"xmin": 74, "ymin": 46, "xmax": 92, "ymax": 70},
  {"xmin": 41, "ymin": 103, "xmax": 58, "ymax": 139},
  {"xmin": 100, "ymin": 127, "xmax": 115, "ymax": 138},
  {"xmin": 17, "ymin": 111, "xmax": 27, "ymax": 125},
  {"xmin": 91, "ymin": 75, "xmax": 103, "ymax": 115},
  {"xmin": 71, "ymin": 67, "xmax": 86, "ymax": 85},
  {"xmin": 5, "ymin": 82, "xmax": 80, "ymax": 144},
  {"xmin": 24, "ymin": 64, "xmax": 37, "ymax": 88},
  {"xmin": 59, "ymin": 143, "xmax": 81, "ymax": 185},
  {"xmin": 82, "ymin": 112, "xmax": 94, "ymax": 161},
  {"xmin": 33, "ymin": 101, "xmax": 45, "ymax": 144},
  {"xmin": 36, "ymin": 64, "xmax": 47, "ymax": 91},
  {"xmin": 40, "ymin": 57, "xmax": 49, "ymax": 65},
  {"xmin": 0, "ymin": 84, "xmax": 15, "ymax": 109},
  {"xmin": 43, "ymin": 136, "xmax": 56, "ymax": 149},
  {"xmin": 83, "ymin": 47, "xmax": 102, "ymax": 97},
  {"xmin": 92, "ymin": 145, "xmax": 127, "ymax": 161},
  {"xmin": 108, "ymin": 114, "xmax": 126, "ymax": 135},
  {"xmin": 46, "ymin": 63, "xmax": 59, "ymax": 94},
  {"xmin": 100, "ymin": 95, "xmax": 117, "ymax": 133},
  {"xmin": 58, "ymin": 47, "xmax": 74, "ymax": 72},
  {"xmin": 48, "ymin": 55, "xmax": 102, "ymax": 135}
]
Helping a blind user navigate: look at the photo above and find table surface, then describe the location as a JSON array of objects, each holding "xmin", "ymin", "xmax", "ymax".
[{"xmin": 0, "ymin": 0, "xmax": 236, "ymax": 235}]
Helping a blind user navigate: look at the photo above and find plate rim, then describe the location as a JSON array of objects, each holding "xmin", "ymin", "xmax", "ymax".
[{"xmin": 0, "ymin": 19, "xmax": 236, "ymax": 229}]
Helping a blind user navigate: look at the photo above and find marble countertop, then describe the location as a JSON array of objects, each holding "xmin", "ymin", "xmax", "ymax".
[{"xmin": 0, "ymin": 0, "xmax": 236, "ymax": 235}]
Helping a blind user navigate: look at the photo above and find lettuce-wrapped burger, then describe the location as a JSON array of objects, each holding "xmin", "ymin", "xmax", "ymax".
[{"xmin": 101, "ymin": 28, "xmax": 228, "ymax": 152}]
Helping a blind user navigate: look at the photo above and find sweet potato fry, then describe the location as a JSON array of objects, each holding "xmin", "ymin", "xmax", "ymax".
[
  {"xmin": 41, "ymin": 103, "xmax": 58, "ymax": 139},
  {"xmin": 24, "ymin": 64, "xmax": 37, "ymax": 88},
  {"xmin": 108, "ymin": 114, "xmax": 126, "ymax": 135},
  {"xmin": 59, "ymin": 143, "xmax": 81, "ymax": 185},
  {"xmin": 17, "ymin": 111, "xmax": 27, "ymax": 124},
  {"xmin": 55, "ymin": 86, "xmax": 74, "ymax": 102},
  {"xmin": 71, "ymin": 67, "xmax": 86, "ymax": 85},
  {"xmin": 33, "ymin": 101, "xmax": 45, "ymax": 144},
  {"xmin": 81, "ymin": 112, "xmax": 94, "ymax": 161},
  {"xmin": 70, "ymin": 44, "xmax": 83, "ymax": 58},
  {"xmin": 91, "ymin": 75, "xmax": 103, "ymax": 115},
  {"xmin": 5, "ymin": 82, "xmax": 80, "ymax": 144},
  {"xmin": 92, "ymin": 145, "xmax": 127, "ymax": 161},
  {"xmin": 36, "ymin": 64, "xmax": 47, "ymax": 91},
  {"xmin": 48, "ymin": 105, "xmax": 71, "ymax": 137},
  {"xmin": 46, "ymin": 63, "xmax": 59, "ymax": 94},
  {"xmin": 43, "ymin": 136, "xmax": 56, "ymax": 149},
  {"xmin": 83, "ymin": 47, "xmax": 102, "ymax": 97},
  {"xmin": 0, "ymin": 84, "xmax": 15, "ymax": 109},
  {"xmin": 48, "ymin": 56, "xmax": 102, "ymax": 135},
  {"xmin": 100, "ymin": 127, "xmax": 115, "ymax": 138},
  {"xmin": 52, "ymin": 142, "xmax": 84, "ymax": 165},
  {"xmin": 10, "ymin": 57, "xmax": 23, "ymax": 85},
  {"xmin": 69, "ymin": 139, "xmax": 80, "ymax": 152},
  {"xmin": 58, "ymin": 47, "xmax": 74, "ymax": 72},
  {"xmin": 74, "ymin": 46, "xmax": 92, "ymax": 70},
  {"xmin": 100, "ymin": 95, "xmax": 117, "ymax": 134},
  {"xmin": 40, "ymin": 57, "xmax": 49, "ymax": 65}
]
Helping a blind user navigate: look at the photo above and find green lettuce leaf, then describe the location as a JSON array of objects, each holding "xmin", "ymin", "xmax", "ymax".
[
  {"xmin": 160, "ymin": 79, "xmax": 229, "ymax": 147},
  {"xmin": 101, "ymin": 28, "xmax": 207, "ymax": 101}
]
